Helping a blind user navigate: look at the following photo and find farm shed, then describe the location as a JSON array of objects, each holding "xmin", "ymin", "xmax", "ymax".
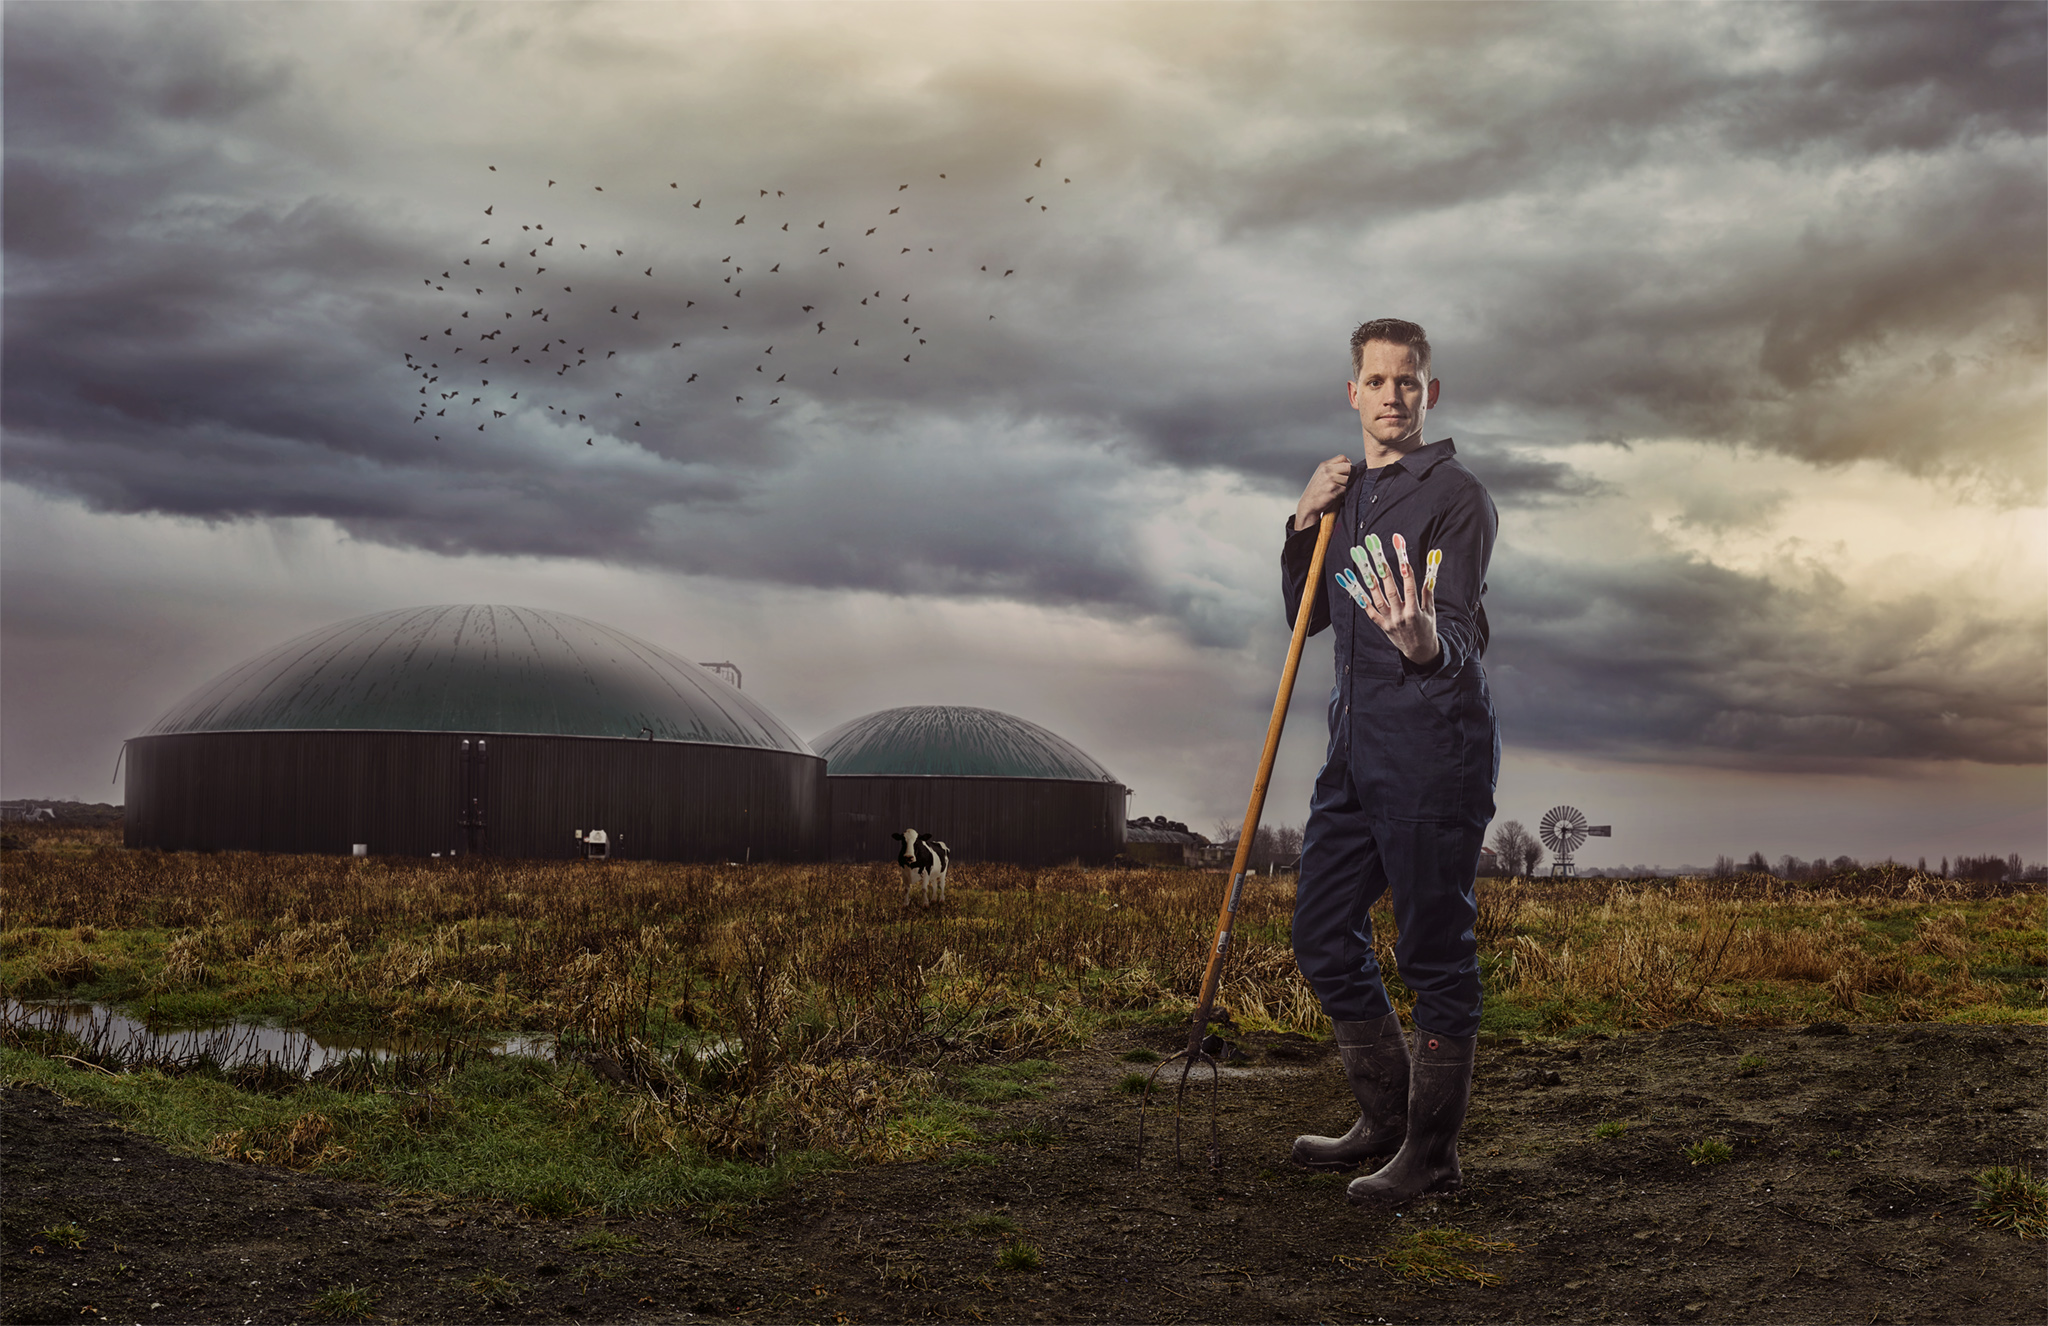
[
  {"xmin": 123, "ymin": 604, "xmax": 825, "ymax": 861},
  {"xmin": 1122, "ymin": 816, "xmax": 1209, "ymax": 868},
  {"xmin": 814, "ymin": 705, "xmax": 1127, "ymax": 866}
]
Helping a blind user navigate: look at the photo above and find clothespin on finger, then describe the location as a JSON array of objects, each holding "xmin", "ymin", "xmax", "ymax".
[
  {"xmin": 1424, "ymin": 549, "xmax": 1443, "ymax": 591},
  {"xmin": 1362, "ymin": 534, "xmax": 1392, "ymax": 580}
]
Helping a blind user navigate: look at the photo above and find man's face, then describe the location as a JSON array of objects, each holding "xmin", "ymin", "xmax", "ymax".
[{"xmin": 1347, "ymin": 340, "xmax": 1440, "ymax": 451}]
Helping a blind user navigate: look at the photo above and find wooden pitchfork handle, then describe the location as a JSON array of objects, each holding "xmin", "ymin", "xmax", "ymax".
[{"xmin": 1183, "ymin": 510, "xmax": 1336, "ymax": 1059}]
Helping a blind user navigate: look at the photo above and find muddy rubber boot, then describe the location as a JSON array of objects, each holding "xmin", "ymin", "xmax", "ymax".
[
  {"xmin": 1290, "ymin": 1012, "xmax": 1410, "ymax": 1170},
  {"xmin": 1345, "ymin": 1029, "xmax": 1475, "ymax": 1203}
]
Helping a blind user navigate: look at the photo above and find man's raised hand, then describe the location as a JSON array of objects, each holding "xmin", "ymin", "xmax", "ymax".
[{"xmin": 1349, "ymin": 532, "xmax": 1441, "ymax": 666}]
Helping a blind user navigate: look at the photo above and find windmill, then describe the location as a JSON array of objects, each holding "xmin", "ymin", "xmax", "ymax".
[{"xmin": 1538, "ymin": 805, "xmax": 1612, "ymax": 877}]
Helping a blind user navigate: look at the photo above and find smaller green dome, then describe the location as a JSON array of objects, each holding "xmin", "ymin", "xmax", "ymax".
[{"xmin": 813, "ymin": 706, "xmax": 1118, "ymax": 781}]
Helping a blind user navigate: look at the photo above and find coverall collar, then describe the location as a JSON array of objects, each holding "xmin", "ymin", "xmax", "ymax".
[{"xmin": 1367, "ymin": 436, "xmax": 1458, "ymax": 479}]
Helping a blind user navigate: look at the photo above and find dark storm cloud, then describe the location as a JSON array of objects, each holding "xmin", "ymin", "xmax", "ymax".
[
  {"xmin": 1133, "ymin": 2, "xmax": 2046, "ymax": 494},
  {"xmin": 1486, "ymin": 549, "xmax": 2047, "ymax": 768}
]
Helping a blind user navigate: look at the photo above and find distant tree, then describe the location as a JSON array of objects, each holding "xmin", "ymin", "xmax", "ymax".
[
  {"xmin": 1490, "ymin": 820, "xmax": 1540, "ymax": 876},
  {"xmin": 1778, "ymin": 854, "xmax": 1802, "ymax": 878},
  {"xmin": 1248, "ymin": 824, "xmax": 1297, "ymax": 870},
  {"xmin": 1744, "ymin": 850, "xmax": 1771, "ymax": 875},
  {"xmin": 1832, "ymin": 855, "xmax": 1858, "ymax": 872},
  {"xmin": 1955, "ymin": 854, "xmax": 2010, "ymax": 883},
  {"xmin": 1939, "ymin": 856, "xmax": 1949, "ymax": 878},
  {"xmin": 1712, "ymin": 854, "xmax": 1736, "ymax": 878}
]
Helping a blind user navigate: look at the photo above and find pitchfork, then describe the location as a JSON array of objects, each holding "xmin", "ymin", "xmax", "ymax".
[{"xmin": 1139, "ymin": 511, "xmax": 1336, "ymax": 1169}]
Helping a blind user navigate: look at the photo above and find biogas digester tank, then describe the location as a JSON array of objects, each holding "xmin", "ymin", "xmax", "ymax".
[
  {"xmin": 124, "ymin": 605, "xmax": 825, "ymax": 861},
  {"xmin": 814, "ymin": 705, "xmax": 1126, "ymax": 866}
]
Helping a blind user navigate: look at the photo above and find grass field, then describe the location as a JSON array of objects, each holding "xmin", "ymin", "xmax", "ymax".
[{"xmin": 3, "ymin": 826, "xmax": 2042, "ymax": 1215}]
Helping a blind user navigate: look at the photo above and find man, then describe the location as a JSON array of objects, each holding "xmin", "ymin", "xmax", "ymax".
[{"xmin": 1280, "ymin": 317, "xmax": 1498, "ymax": 1203}]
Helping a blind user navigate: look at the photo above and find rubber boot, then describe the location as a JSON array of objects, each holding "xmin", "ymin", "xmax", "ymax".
[
  {"xmin": 1346, "ymin": 1029, "xmax": 1475, "ymax": 1203},
  {"xmin": 1290, "ymin": 1012, "xmax": 1410, "ymax": 1170}
]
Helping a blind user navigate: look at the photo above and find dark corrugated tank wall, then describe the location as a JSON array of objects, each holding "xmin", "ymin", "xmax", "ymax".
[
  {"xmin": 126, "ymin": 731, "xmax": 825, "ymax": 862},
  {"xmin": 827, "ymin": 776, "xmax": 1126, "ymax": 866}
]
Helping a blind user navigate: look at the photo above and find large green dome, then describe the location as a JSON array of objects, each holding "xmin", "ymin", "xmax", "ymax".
[
  {"xmin": 812, "ymin": 705, "xmax": 1117, "ymax": 781},
  {"xmin": 147, "ymin": 604, "xmax": 811, "ymax": 753}
]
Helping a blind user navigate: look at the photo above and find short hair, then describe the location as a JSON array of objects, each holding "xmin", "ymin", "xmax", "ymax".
[{"xmin": 1350, "ymin": 318, "xmax": 1432, "ymax": 381}]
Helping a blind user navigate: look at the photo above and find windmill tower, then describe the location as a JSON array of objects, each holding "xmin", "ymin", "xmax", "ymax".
[{"xmin": 1538, "ymin": 805, "xmax": 1612, "ymax": 877}]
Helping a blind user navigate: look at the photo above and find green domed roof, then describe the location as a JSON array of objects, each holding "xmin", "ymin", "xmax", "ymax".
[
  {"xmin": 146, "ymin": 605, "xmax": 812, "ymax": 753},
  {"xmin": 813, "ymin": 706, "xmax": 1117, "ymax": 781}
]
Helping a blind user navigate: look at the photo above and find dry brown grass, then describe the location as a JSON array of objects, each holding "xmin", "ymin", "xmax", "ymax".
[{"xmin": 3, "ymin": 829, "xmax": 2041, "ymax": 1159}]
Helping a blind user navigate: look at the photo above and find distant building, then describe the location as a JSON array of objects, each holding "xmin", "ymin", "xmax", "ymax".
[
  {"xmin": 1123, "ymin": 815, "xmax": 1208, "ymax": 867},
  {"xmin": 815, "ymin": 705, "xmax": 1127, "ymax": 866},
  {"xmin": 0, "ymin": 804, "xmax": 56, "ymax": 823},
  {"xmin": 124, "ymin": 604, "xmax": 825, "ymax": 861}
]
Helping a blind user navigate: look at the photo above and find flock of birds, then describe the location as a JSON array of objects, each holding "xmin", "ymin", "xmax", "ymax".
[{"xmin": 405, "ymin": 160, "xmax": 1070, "ymax": 444}]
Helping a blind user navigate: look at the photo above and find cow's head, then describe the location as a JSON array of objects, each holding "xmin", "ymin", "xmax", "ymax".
[{"xmin": 892, "ymin": 828, "xmax": 921, "ymax": 865}]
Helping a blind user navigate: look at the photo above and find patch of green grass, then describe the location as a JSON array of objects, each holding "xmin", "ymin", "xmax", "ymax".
[
  {"xmin": 1480, "ymin": 995, "xmax": 1623, "ymax": 1039},
  {"xmin": 1736, "ymin": 1053, "xmax": 1766, "ymax": 1076},
  {"xmin": 568, "ymin": 1229, "xmax": 640, "ymax": 1254},
  {"xmin": 467, "ymin": 1270, "xmax": 524, "ymax": 1305},
  {"xmin": 1114, "ymin": 1072, "xmax": 1150, "ymax": 1094},
  {"xmin": 993, "ymin": 1119, "xmax": 1057, "ymax": 1149},
  {"xmin": 307, "ymin": 1284, "xmax": 376, "ymax": 1321},
  {"xmin": 997, "ymin": 1240, "xmax": 1042, "ymax": 1271},
  {"xmin": 1591, "ymin": 1121, "xmax": 1628, "ymax": 1140},
  {"xmin": 952, "ymin": 1060, "xmax": 1058, "ymax": 1101},
  {"xmin": 887, "ymin": 1094, "xmax": 986, "ymax": 1158},
  {"xmin": 1371, "ymin": 1226, "xmax": 1516, "ymax": 1286},
  {"xmin": 1119, "ymin": 1048, "xmax": 1161, "ymax": 1064},
  {"xmin": 516, "ymin": 1181, "xmax": 593, "ymax": 1220},
  {"xmin": 1683, "ymin": 1137, "xmax": 1734, "ymax": 1166},
  {"xmin": 691, "ymin": 1202, "xmax": 749, "ymax": 1237},
  {"xmin": 0, "ymin": 1046, "xmax": 813, "ymax": 1217},
  {"xmin": 36, "ymin": 1221, "xmax": 86, "ymax": 1249},
  {"xmin": 1971, "ymin": 1166, "xmax": 2048, "ymax": 1239},
  {"xmin": 959, "ymin": 1212, "xmax": 1020, "ymax": 1239},
  {"xmin": 943, "ymin": 1149, "xmax": 1000, "ymax": 1168}
]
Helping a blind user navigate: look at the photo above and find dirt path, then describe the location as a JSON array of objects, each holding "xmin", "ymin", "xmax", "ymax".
[{"xmin": 5, "ymin": 1022, "xmax": 2042, "ymax": 1324}]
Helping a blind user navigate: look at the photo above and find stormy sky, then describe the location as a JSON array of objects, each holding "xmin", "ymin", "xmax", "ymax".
[{"xmin": 5, "ymin": 1, "xmax": 2043, "ymax": 868}]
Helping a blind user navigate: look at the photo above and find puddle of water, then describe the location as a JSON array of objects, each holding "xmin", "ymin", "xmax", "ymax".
[{"xmin": 1, "ymin": 999, "xmax": 553, "ymax": 1074}]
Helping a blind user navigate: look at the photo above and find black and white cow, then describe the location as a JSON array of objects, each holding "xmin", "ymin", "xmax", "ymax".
[{"xmin": 891, "ymin": 828, "xmax": 951, "ymax": 908}]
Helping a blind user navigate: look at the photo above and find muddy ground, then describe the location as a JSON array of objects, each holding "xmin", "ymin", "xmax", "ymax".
[{"xmin": 4, "ymin": 1021, "xmax": 2042, "ymax": 1325}]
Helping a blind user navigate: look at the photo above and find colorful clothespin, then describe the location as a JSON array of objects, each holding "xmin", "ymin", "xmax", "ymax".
[
  {"xmin": 1362, "ymin": 533, "xmax": 1393, "ymax": 580},
  {"xmin": 1424, "ymin": 548, "xmax": 1443, "ymax": 591},
  {"xmin": 1334, "ymin": 567, "xmax": 1372, "ymax": 607}
]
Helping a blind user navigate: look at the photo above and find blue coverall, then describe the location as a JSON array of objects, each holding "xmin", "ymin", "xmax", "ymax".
[{"xmin": 1280, "ymin": 437, "xmax": 1499, "ymax": 1039}]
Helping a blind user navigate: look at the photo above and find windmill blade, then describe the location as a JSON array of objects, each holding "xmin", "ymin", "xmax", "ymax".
[
  {"xmin": 1587, "ymin": 826, "xmax": 1612, "ymax": 837},
  {"xmin": 1539, "ymin": 805, "xmax": 1589, "ymax": 853}
]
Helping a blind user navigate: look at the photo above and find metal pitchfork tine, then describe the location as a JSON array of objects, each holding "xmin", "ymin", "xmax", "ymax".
[{"xmin": 1139, "ymin": 511, "xmax": 1337, "ymax": 1170}]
